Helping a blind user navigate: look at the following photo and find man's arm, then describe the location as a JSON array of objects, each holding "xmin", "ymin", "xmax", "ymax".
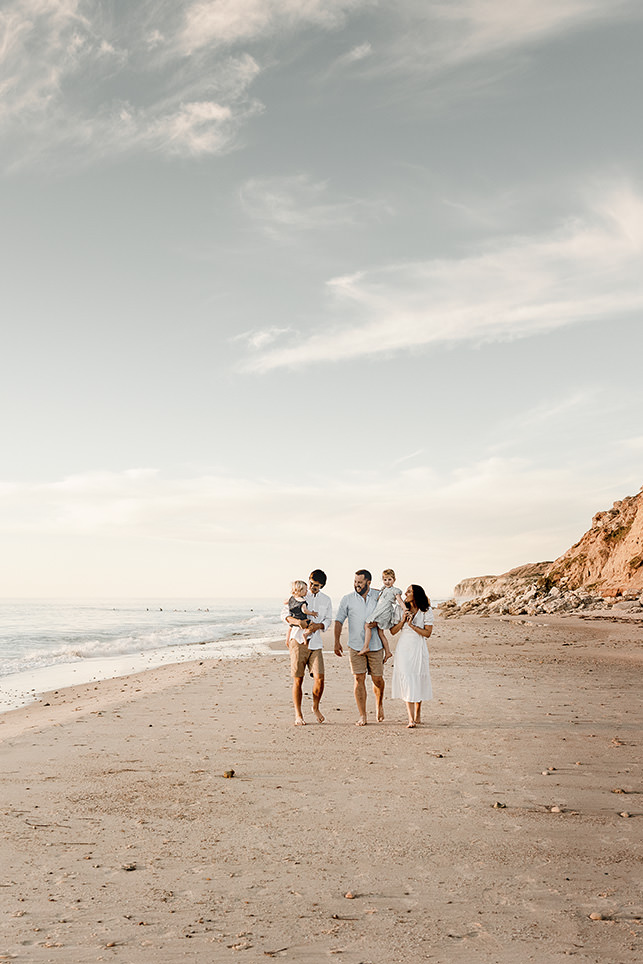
[
  {"xmin": 333, "ymin": 620, "xmax": 344, "ymax": 656},
  {"xmin": 333, "ymin": 596, "xmax": 347, "ymax": 655},
  {"xmin": 308, "ymin": 594, "xmax": 331, "ymax": 636},
  {"xmin": 281, "ymin": 604, "xmax": 307, "ymax": 629},
  {"xmin": 300, "ymin": 593, "xmax": 323, "ymax": 634}
]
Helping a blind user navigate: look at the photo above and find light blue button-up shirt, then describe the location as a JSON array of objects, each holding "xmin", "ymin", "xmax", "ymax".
[{"xmin": 335, "ymin": 588, "xmax": 382, "ymax": 651}]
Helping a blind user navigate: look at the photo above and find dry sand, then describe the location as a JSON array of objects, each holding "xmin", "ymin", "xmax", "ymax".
[{"xmin": 1, "ymin": 615, "xmax": 641, "ymax": 963}]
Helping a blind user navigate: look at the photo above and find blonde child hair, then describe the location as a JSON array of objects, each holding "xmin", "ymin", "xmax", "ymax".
[
  {"xmin": 291, "ymin": 579, "xmax": 308, "ymax": 596},
  {"xmin": 382, "ymin": 568, "xmax": 396, "ymax": 580}
]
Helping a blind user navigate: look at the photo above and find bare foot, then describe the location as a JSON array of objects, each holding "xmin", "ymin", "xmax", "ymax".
[
  {"xmin": 294, "ymin": 717, "xmax": 306, "ymax": 726},
  {"xmin": 406, "ymin": 721, "xmax": 416, "ymax": 728},
  {"xmin": 313, "ymin": 707, "xmax": 325, "ymax": 723},
  {"xmin": 377, "ymin": 709, "xmax": 385, "ymax": 722},
  {"xmin": 383, "ymin": 650, "xmax": 392, "ymax": 663},
  {"xmin": 355, "ymin": 717, "xmax": 368, "ymax": 726}
]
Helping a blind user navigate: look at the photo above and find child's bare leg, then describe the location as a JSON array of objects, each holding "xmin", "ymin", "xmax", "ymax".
[
  {"xmin": 364, "ymin": 626, "xmax": 391, "ymax": 661},
  {"xmin": 379, "ymin": 628, "xmax": 393, "ymax": 662},
  {"xmin": 358, "ymin": 623, "xmax": 372, "ymax": 656}
]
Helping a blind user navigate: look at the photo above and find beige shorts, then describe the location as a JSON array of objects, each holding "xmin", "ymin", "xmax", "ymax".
[
  {"xmin": 349, "ymin": 647, "xmax": 384, "ymax": 678},
  {"xmin": 289, "ymin": 641, "xmax": 325, "ymax": 678}
]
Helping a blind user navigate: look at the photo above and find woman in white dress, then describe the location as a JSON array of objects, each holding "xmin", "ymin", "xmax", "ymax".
[{"xmin": 390, "ymin": 585, "xmax": 433, "ymax": 728}]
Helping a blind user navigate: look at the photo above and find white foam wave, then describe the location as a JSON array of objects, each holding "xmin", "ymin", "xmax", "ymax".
[
  {"xmin": 0, "ymin": 635, "xmax": 278, "ymax": 713},
  {"xmin": 0, "ymin": 598, "xmax": 286, "ymax": 690}
]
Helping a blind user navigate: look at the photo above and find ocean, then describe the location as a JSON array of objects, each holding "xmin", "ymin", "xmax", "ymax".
[{"xmin": 0, "ymin": 598, "xmax": 286, "ymax": 712}]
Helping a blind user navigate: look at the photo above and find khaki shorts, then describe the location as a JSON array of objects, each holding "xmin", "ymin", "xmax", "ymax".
[
  {"xmin": 289, "ymin": 641, "xmax": 325, "ymax": 678},
  {"xmin": 349, "ymin": 647, "xmax": 384, "ymax": 678}
]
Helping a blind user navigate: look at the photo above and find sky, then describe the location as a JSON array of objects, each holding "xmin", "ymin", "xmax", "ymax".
[{"xmin": 1, "ymin": 0, "xmax": 642, "ymax": 601}]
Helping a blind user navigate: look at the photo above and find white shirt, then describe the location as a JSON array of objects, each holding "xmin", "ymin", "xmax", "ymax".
[{"xmin": 281, "ymin": 590, "xmax": 332, "ymax": 651}]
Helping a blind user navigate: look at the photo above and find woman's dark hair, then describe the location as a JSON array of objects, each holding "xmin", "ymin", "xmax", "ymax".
[
  {"xmin": 309, "ymin": 569, "xmax": 327, "ymax": 588},
  {"xmin": 410, "ymin": 584, "xmax": 430, "ymax": 612}
]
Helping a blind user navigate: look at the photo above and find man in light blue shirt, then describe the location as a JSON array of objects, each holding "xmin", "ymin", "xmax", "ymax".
[{"xmin": 334, "ymin": 569, "xmax": 386, "ymax": 726}]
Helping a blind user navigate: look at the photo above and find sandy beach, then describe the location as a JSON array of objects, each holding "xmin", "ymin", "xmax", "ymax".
[{"xmin": 1, "ymin": 614, "xmax": 641, "ymax": 963}]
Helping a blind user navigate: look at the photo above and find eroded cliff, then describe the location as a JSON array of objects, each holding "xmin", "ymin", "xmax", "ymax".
[
  {"xmin": 547, "ymin": 489, "xmax": 643, "ymax": 596},
  {"xmin": 443, "ymin": 486, "xmax": 643, "ymax": 617}
]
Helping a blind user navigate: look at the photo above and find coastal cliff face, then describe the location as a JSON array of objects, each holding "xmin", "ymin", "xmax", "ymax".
[
  {"xmin": 444, "ymin": 486, "xmax": 643, "ymax": 617},
  {"xmin": 547, "ymin": 489, "xmax": 643, "ymax": 596}
]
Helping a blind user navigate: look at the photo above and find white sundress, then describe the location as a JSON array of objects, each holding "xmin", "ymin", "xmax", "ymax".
[{"xmin": 391, "ymin": 608, "xmax": 433, "ymax": 703}]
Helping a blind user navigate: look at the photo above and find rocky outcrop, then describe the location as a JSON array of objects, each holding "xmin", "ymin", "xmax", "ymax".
[{"xmin": 442, "ymin": 486, "xmax": 643, "ymax": 618}]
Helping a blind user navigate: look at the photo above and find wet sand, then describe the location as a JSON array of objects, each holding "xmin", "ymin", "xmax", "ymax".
[{"xmin": 1, "ymin": 614, "xmax": 641, "ymax": 963}]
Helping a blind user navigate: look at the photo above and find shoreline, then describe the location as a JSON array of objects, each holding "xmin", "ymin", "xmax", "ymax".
[
  {"xmin": 1, "ymin": 615, "xmax": 641, "ymax": 963},
  {"xmin": 0, "ymin": 634, "xmax": 283, "ymax": 714},
  {"xmin": 0, "ymin": 595, "xmax": 285, "ymax": 713}
]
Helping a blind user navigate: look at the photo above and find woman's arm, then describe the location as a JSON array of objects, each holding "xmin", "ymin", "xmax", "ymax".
[
  {"xmin": 409, "ymin": 618, "xmax": 433, "ymax": 639},
  {"xmin": 390, "ymin": 608, "xmax": 411, "ymax": 635}
]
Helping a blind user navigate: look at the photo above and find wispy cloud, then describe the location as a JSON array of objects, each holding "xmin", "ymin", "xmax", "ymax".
[
  {"xmin": 0, "ymin": 1, "xmax": 373, "ymax": 170},
  {"xmin": 317, "ymin": 40, "xmax": 373, "ymax": 81},
  {"xmin": 179, "ymin": 0, "xmax": 368, "ymax": 54},
  {"xmin": 239, "ymin": 183, "xmax": 643, "ymax": 371},
  {"xmin": 233, "ymin": 326, "xmax": 293, "ymax": 350},
  {"xmin": 442, "ymin": 0, "xmax": 634, "ymax": 62},
  {"xmin": 384, "ymin": 0, "xmax": 642, "ymax": 76},
  {"xmin": 0, "ymin": 1, "xmax": 113, "ymax": 123},
  {"xmin": 0, "ymin": 1, "xmax": 263, "ymax": 169},
  {"xmin": 391, "ymin": 449, "xmax": 424, "ymax": 467},
  {"xmin": 504, "ymin": 391, "xmax": 596, "ymax": 431},
  {"xmin": 239, "ymin": 173, "xmax": 388, "ymax": 237},
  {"xmin": 312, "ymin": 1, "xmax": 643, "ymax": 113},
  {"xmin": 2, "ymin": 1, "xmax": 640, "ymax": 169},
  {"xmin": 485, "ymin": 391, "xmax": 602, "ymax": 457},
  {"xmin": 2, "ymin": 461, "xmax": 636, "ymax": 595}
]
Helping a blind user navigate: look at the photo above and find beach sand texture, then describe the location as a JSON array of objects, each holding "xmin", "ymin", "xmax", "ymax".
[{"xmin": 1, "ymin": 615, "xmax": 641, "ymax": 963}]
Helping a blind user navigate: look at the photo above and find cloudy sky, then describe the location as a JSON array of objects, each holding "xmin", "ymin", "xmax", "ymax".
[{"xmin": 1, "ymin": 0, "xmax": 642, "ymax": 600}]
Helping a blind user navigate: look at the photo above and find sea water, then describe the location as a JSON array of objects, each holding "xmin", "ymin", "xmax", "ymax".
[{"xmin": 0, "ymin": 598, "xmax": 285, "ymax": 711}]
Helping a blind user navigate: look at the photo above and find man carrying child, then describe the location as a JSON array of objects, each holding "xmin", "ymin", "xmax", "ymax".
[
  {"xmin": 334, "ymin": 569, "xmax": 388, "ymax": 726},
  {"xmin": 282, "ymin": 569, "xmax": 332, "ymax": 726}
]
